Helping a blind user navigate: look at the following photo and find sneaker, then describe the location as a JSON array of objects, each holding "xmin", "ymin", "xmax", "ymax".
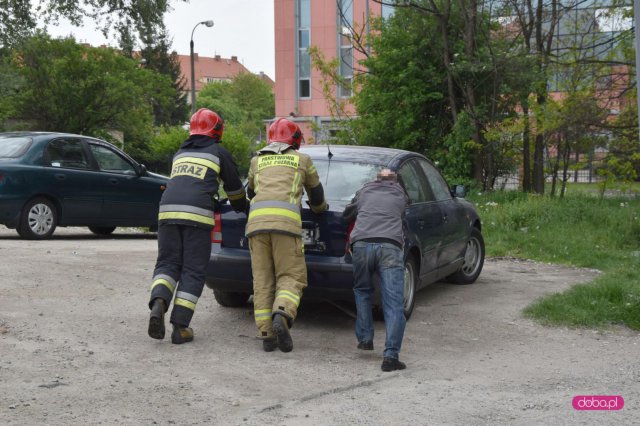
[
  {"xmin": 357, "ymin": 341, "xmax": 374, "ymax": 350},
  {"xmin": 381, "ymin": 357, "xmax": 406, "ymax": 372},
  {"xmin": 148, "ymin": 298, "xmax": 166, "ymax": 340},
  {"xmin": 262, "ymin": 338, "xmax": 278, "ymax": 352},
  {"xmin": 171, "ymin": 324, "xmax": 194, "ymax": 344},
  {"xmin": 272, "ymin": 313, "xmax": 293, "ymax": 353}
]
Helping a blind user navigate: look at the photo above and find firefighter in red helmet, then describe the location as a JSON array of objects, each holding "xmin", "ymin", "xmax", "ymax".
[
  {"xmin": 246, "ymin": 118, "xmax": 327, "ymax": 352},
  {"xmin": 148, "ymin": 108, "xmax": 247, "ymax": 344}
]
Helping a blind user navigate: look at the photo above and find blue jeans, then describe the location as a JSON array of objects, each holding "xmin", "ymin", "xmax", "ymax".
[{"xmin": 352, "ymin": 241, "xmax": 406, "ymax": 359}]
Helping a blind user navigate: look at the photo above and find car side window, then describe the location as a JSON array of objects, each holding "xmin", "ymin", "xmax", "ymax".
[
  {"xmin": 418, "ymin": 159, "xmax": 452, "ymax": 201},
  {"xmin": 46, "ymin": 139, "xmax": 90, "ymax": 169},
  {"xmin": 88, "ymin": 144, "xmax": 136, "ymax": 174},
  {"xmin": 398, "ymin": 160, "xmax": 435, "ymax": 203}
]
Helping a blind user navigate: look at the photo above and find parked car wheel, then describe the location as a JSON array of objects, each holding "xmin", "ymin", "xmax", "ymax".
[
  {"xmin": 403, "ymin": 256, "xmax": 418, "ymax": 319},
  {"xmin": 213, "ymin": 289, "xmax": 250, "ymax": 307},
  {"xmin": 448, "ymin": 227, "xmax": 485, "ymax": 284},
  {"xmin": 17, "ymin": 197, "xmax": 57, "ymax": 240},
  {"xmin": 89, "ymin": 226, "xmax": 116, "ymax": 235}
]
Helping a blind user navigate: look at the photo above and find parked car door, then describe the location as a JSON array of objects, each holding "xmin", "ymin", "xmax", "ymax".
[
  {"xmin": 416, "ymin": 158, "xmax": 467, "ymax": 270},
  {"xmin": 42, "ymin": 138, "xmax": 102, "ymax": 222},
  {"xmin": 397, "ymin": 159, "xmax": 442, "ymax": 280},
  {"xmin": 86, "ymin": 142, "xmax": 159, "ymax": 224}
]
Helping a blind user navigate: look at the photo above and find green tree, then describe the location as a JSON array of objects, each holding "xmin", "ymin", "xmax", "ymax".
[
  {"xmin": 0, "ymin": 0, "xmax": 184, "ymax": 48},
  {"xmin": 347, "ymin": 4, "xmax": 523, "ymax": 186},
  {"xmin": 0, "ymin": 58, "xmax": 22, "ymax": 130},
  {"xmin": 137, "ymin": 26, "xmax": 188, "ymax": 126},
  {"xmin": 197, "ymin": 72, "xmax": 274, "ymax": 143},
  {"xmin": 11, "ymin": 33, "xmax": 174, "ymax": 159},
  {"xmin": 353, "ymin": 10, "xmax": 446, "ymax": 153},
  {"xmin": 228, "ymin": 72, "xmax": 275, "ymax": 140},
  {"xmin": 197, "ymin": 81, "xmax": 245, "ymax": 125}
]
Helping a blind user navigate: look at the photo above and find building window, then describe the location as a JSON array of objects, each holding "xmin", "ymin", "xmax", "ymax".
[
  {"xmin": 338, "ymin": 0, "xmax": 353, "ymax": 98},
  {"xmin": 298, "ymin": 0, "xmax": 311, "ymax": 99}
]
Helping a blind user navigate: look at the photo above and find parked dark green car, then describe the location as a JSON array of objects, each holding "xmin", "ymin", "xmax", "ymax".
[{"xmin": 0, "ymin": 132, "xmax": 168, "ymax": 239}]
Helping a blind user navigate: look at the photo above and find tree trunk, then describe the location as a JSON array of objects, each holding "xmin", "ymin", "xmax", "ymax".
[
  {"xmin": 532, "ymin": 94, "xmax": 546, "ymax": 194},
  {"xmin": 438, "ymin": 7, "xmax": 458, "ymax": 123},
  {"xmin": 560, "ymin": 133, "xmax": 571, "ymax": 198},
  {"xmin": 522, "ymin": 101, "xmax": 531, "ymax": 192}
]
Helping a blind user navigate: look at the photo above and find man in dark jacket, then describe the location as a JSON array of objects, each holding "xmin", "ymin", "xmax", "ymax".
[
  {"xmin": 343, "ymin": 168, "xmax": 409, "ymax": 371},
  {"xmin": 147, "ymin": 108, "xmax": 247, "ymax": 344}
]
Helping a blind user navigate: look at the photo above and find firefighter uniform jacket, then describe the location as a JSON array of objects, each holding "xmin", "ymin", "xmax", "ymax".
[
  {"xmin": 245, "ymin": 142, "xmax": 327, "ymax": 237},
  {"xmin": 159, "ymin": 134, "xmax": 247, "ymax": 228}
]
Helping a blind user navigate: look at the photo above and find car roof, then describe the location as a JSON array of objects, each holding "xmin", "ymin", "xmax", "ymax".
[
  {"xmin": 0, "ymin": 131, "xmax": 136, "ymax": 161},
  {"xmin": 0, "ymin": 131, "xmax": 77, "ymax": 138},
  {"xmin": 0, "ymin": 131, "xmax": 120, "ymax": 148},
  {"xmin": 299, "ymin": 144, "xmax": 419, "ymax": 167}
]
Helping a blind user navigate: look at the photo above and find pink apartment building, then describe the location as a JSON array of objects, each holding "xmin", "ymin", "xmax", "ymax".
[{"xmin": 274, "ymin": 0, "xmax": 393, "ymax": 144}]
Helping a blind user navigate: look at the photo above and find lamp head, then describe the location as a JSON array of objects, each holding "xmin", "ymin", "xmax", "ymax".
[{"xmin": 203, "ymin": 20, "xmax": 214, "ymax": 27}]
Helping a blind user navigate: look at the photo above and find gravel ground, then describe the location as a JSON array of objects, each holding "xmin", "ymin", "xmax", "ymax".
[{"xmin": 0, "ymin": 226, "xmax": 638, "ymax": 425}]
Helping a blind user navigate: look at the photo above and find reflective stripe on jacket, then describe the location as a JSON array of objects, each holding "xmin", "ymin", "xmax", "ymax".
[
  {"xmin": 245, "ymin": 143, "xmax": 326, "ymax": 237},
  {"xmin": 159, "ymin": 134, "xmax": 247, "ymax": 229}
]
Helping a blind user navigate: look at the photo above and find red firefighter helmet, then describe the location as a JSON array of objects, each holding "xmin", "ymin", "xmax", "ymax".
[
  {"xmin": 190, "ymin": 108, "xmax": 224, "ymax": 141},
  {"xmin": 268, "ymin": 118, "xmax": 304, "ymax": 149}
]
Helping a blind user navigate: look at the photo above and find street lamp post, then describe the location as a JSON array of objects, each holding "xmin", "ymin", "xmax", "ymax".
[{"xmin": 190, "ymin": 20, "xmax": 214, "ymax": 115}]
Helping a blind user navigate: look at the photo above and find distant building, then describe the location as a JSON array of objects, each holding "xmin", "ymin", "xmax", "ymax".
[
  {"xmin": 176, "ymin": 54, "xmax": 275, "ymax": 106},
  {"xmin": 273, "ymin": 0, "xmax": 392, "ymax": 144}
]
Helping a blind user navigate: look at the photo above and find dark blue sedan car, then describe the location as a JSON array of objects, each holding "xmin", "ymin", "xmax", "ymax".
[
  {"xmin": 0, "ymin": 132, "xmax": 168, "ymax": 239},
  {"xmin": 205, "ymin": 145, "xmax": 484, "ymax": 318}
]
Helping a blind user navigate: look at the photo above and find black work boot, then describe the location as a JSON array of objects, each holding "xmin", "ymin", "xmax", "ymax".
[
  {"xmin": 357, "ymin": 341, "xmax": 374, "ymax": 350},
  {"xmin": 171, "ymin": 324, "xmax": 194, "ymax": 344},
  {"xmin": 148, "ymin": 298, "xmax": 166, "ymax": 340},
  {"xmin": 262, "ymin": 337, "xmax": 278, "ymax": 352},
  {"xmin": 272, "ymin": 313, "xmax": 293, "ymax": 353},
  {"xmin": 381, "ymin": 357, "xmax": 406, "ymax": 372}
]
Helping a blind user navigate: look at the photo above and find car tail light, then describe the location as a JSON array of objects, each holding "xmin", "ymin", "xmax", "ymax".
[
  {"xmin": 211, "ymin": 212, "xmax": 222, "ymax": 243},
  {"xmin": 0, "ymin": 173, "xmax": 3, "ymax": 183}
]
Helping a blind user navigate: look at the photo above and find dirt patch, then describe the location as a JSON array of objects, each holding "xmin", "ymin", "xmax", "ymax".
[{"xmin": 0, "ymin": 226, "xmax": 637, "ymax": 425}]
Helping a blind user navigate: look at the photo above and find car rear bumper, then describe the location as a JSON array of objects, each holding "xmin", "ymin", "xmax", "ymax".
[{"xmin": 205, "ymin": 244, "xmax": 356, "ymax": 300}]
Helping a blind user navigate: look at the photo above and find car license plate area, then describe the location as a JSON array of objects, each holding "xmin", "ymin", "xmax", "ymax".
[{"xmin": 302, "ymin": 225, "xmax": 318, "ymax": 246}]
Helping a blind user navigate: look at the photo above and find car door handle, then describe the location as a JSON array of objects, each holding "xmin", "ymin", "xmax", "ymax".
[
  {"xmin": 54, "ymin": 174, "xmax": 67, "ymax": 181},
  {"xmin": 108, "ymin": 178, "xmax": 119, "ymax": 185}
]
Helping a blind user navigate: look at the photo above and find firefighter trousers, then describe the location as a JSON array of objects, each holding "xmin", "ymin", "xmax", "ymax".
[
  {"xmin": 248, "ymin": 232, "xmax": 306, "ymax": 339},
  {"xmin": 149, "ymin": 223, "xmax": 211, "ymax": 327}
]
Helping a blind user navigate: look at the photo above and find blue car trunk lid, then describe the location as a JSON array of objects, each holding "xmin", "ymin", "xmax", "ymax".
[{"xmin": 218, "ymin": 202, "xmax": 349, "ymax": 258}]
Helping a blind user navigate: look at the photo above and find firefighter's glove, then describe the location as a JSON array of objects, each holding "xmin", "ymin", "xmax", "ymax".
[{"xmin": 305, "ymin": 200, "xmax": 329, "ymax": 214}]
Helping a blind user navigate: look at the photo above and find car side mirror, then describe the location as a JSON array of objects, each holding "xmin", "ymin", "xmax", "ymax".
[
  {"xmin": 451, "ymin": 184, "xmax": 466, "ymax": 198},
  {"xmin": 137, "ymin": 164, "xmax": 148, "ymax": 176}
]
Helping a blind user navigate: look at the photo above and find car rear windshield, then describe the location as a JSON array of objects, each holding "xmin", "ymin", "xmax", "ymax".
[
  {"xmin": 0, "ymin": 137, "xmax": 32, "ymax": 158},
  {"xmin": 313, "ymin": 159, "xmax": 381, "ymax": 201}
]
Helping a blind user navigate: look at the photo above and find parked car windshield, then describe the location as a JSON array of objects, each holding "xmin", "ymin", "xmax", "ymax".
[
  {"xmin": 313, "ymin": 159, "xmax": 381, "ymax": 201},
  {"xmin": 0, "ymin": 137, "xmax": 32, "ymax": 158}
]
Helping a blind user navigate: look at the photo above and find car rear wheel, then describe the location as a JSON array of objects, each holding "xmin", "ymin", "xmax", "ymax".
[
  {"xmin": 448, "ymin": 227, "xmax": 485, "ymax": 284},
  {"xmin": 17, "ymin": 197, "xmax": 57, "ymax": 240},
  {"xmin": 213, "ymin": 289, "xmax": 250, "ymax": 307},
  {"xmin": 88, "ymin": 226, "xmax": 116, "ymax": 235},
  {"xmin": 403, "ymin": 256, "xmax": 418, "ymax": 319},
  {"xmin": 372, "ymin": 256, "xmax": 418, "ymax": 321}
]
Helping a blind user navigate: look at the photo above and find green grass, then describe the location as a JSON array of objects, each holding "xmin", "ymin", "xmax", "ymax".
[{"xmin": 468, "ymin": 189, "xmax": 640, "ymax": 330}]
